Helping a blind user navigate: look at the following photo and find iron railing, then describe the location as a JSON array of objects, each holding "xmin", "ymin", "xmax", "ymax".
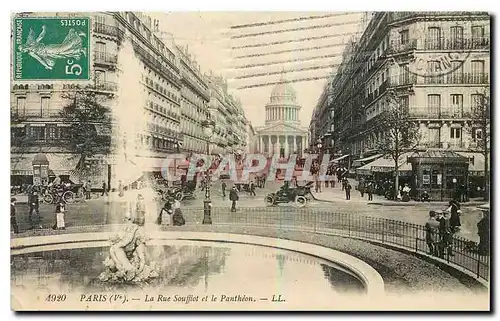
[{"xmin": 11, "ymin": 207, "xmax": 489, "ymax": 283}]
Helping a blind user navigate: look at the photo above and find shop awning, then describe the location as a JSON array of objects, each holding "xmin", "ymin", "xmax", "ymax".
[
  {"xmin": 329, "ymin": 154, "xmax": 349, "ymax": 163},
  {"xmin": 11, "ymin": 154, "xmax": 33, "ymax": 175},
  {"xmin": 352, "ymin": 154, "xmax": 383, "ymax": 168},
  {"xmin": 11, "ymin": 153, "xmax": 81, "ymax": 176},
  {"xmin": 46, "ymin": 154, "xmax": 81, "ymax": 175},
  {"xmin": 356, "ymin": 153, "xmax": 413, "ymax": 174}
]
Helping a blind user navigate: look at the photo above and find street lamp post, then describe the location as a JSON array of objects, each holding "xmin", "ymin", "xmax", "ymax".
[{"xmin": 202, "ymin": 119, "xmax": 216, "ymax": 225}]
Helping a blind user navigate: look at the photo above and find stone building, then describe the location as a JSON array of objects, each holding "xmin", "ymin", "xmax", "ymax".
[
  {"xmin": 311, "ymin": 12, "xmax": 490, "ymax": 198},
  {"xmin": 255, "ymin": 74, "xmax": 308, "ymax": 158}
]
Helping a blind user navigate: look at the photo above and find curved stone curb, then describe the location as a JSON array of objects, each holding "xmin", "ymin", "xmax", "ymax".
[{"xmin": 11, "ymin": 231, "xmax": 385, "ymax": 297}]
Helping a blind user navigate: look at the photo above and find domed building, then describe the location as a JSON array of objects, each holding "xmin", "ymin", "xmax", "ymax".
[{"xmin": 255, "ymin": 74, "xmax": 309, "ymax": 158}]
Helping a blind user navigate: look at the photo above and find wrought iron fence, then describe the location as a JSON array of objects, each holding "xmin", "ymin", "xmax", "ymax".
[{"xmin": 12, "ymin": 206, "xmax": 489, "ymax": 283}]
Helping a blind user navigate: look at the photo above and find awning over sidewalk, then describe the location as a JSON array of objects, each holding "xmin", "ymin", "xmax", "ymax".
[
  {"xmin": 329, "ymin": 154, "xmax": 349, "ymax": 163},
  {"xmin": 11, "ymin": 154, "xmax": 33, "ymax": 175},
  {"xmin": 46, "ymin": 154, "xmax": 81, "ymax": 175},
  {"xmin": 356, "ymin": 153, "xmax": 413, "ymax": 175},
  {"xmin": 352, "ymin": 154, "xmax": 383, "ymax": 168},
  {"xmin": 11, "ymin": 153, "xmax": 80, "ymax": 176}
]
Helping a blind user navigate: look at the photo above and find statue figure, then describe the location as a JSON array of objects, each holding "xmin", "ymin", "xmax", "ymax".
[
  {"xmin": 99, "ymin": 210, "xmax": 158, "ymax": 283},
  {"xmin": 19, "ymin": 26, "xmax": 87, "ymax": 70}
]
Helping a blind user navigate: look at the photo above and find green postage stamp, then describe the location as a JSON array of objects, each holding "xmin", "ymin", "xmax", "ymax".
[{"xmin": 13, "ymin": 16, "xmax": 90, "ymax": 81}]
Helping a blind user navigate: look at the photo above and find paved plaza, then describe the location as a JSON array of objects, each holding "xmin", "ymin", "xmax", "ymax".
[{"xmin": 13, "ymin": 178, "xmax": 486, "ymax": 241}]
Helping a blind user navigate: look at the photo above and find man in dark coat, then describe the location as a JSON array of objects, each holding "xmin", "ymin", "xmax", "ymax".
[
  {"xmin": 345, "ymin": 181, "xmax": 352, "ymax": 200},
  {"xmin": 229, "ymin": 186, "xmax": 239, "ymax": 212},
  {"xmin": 425, "ymin": 211, "xmax": 440, "ymax": 256},
  {"xmin": 477, "ymin": 209, "xmax": 490, "ymax": 256},
  {"xmin": 101, "ymin": 181, "xmax": 108, "ymax": 196},
  {"xmin": 11, "ymin": 197, "xmax": 19, "ymax": 234},
  {"xmin": 437, "ymin": 211, "xmax": 454, "ymax": 257},
  {"xmin": 249, "ymin": 180, "xmax": 256, "ymax": 196},
  {"xmin": 366, "ymin": 182, "xmax": 374, "ymax": 201},
  {"xmin": 448, "ymin": 200, "xmax": 461, "ymax": 233},
  {"xmin": 85, "ymin": 180, "xmax": 92, "ymax": 200},
  {"xmin": 359, "ymin": 181, "xmax": 365, "ymax": 198},
  {"xmin": 28, "ymin": 190, "xmax": 41, "ymax": 229}
]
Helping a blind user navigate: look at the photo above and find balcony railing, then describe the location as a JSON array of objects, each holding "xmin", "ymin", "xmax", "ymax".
[
  {"xmin": 411, "ymin": 109, "xmax": 473, "ymax": 119},
  {"xmin": 94, "ymin": 51, "xmax": 118, "ymax": 65},
  {"xmin": 387, "ymin": 39, "xmax": 418, "ymax": 54},
  {"xmin": 91, "ymin": 81, "xmax": 118, "ymax": 92},
  {"xmin": 421, "ymin": 141, "xmax": 442, "ymax": 148},
  {"xmin": 388, "ymin": 74, "xmax": 418, "ymax": 86},
  {"xmin": 424, "ymin": 73, "xmax": 489, "ymax": 85},
  {"xmin": 424, "ymin": 37, "xmax": 490, "ymax": 50},
  {"xmin": 93, "ymin": 22, "xmax": 124, "ymax": 39}
]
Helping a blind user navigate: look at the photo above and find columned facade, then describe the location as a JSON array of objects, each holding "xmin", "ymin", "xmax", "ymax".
[{"xmin": 255, "ymin": 74, "xmax": 308, "ymax": 158}]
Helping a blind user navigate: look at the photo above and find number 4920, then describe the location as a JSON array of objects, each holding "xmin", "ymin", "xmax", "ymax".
[{"xmin": 46, "ymin": 294, "xmax": 67, "ymax": 302}]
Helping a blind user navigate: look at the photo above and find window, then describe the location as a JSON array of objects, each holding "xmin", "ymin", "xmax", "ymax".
[
  {"xmin": 428, "ymin": 128, "xmax": 441, "ymax": 147},
  {"xmin": 471, "ymin": 60, "xmax": 485, "ymax": 83},
  {"xmin": 426, "ymin": 60, "xmax": 443, "ymax": 83},
  {"xmin": 41, "ymin": 97, "xmax": 50, "ymax": 117},
  {"xmin": 96, "ymin": 41, "xmax": 106, "ymax": 54},
  {"xmin": 471, "ymin": 94, "xmax": 484, "ymax": 115},
  {"xmin": 399, "ymin": 63, "xmax": 409, "ymax": 83},
  {"xmin": 450, "ymin": 128, "xmax": 461, "ymax": 139},
  {"xmin": 471, "ymin": 26, "xmax": 485, "ymax": 45},
  {"xmin": 16, "ymin": 97, "xmax": 26, "ymax": 116},
  {"xmin": 400, "ymin": 95, "xmax": 409, "ymax": 113},
  {"xmin": 449, "ymin": 61, "xmax": 463, "ymax": 83},
  {"xmin": 30, "ymin": 126, "xmax": 45, "ymax": 141},
  {"xmin": 47, "ymin": 125, "xmax": 57, "ymax": 139},
  {"xmin": 450, "ymin": 94, "xmax": 463, "ymax": 117},
  {"xmin": 472, "ymin": 128, "xmax": 483, "ymax": 141},
  {"xmin": 450, "ymin": 26, "xmax": 464, "ymax": 49},
  {"xmin": 427, "ymin": 27, "xmax": 441, "ymax": 49},
  {"xmin": 427, "ymin": 94, "xmax": 441, "ymax": 117},
  {"xmin": 95, "ymin": 70, "xmax": 105, "ymax": 86},
  {"xmin": 400, "ymin": 29, "xmax": 409, "ymax": 44}
]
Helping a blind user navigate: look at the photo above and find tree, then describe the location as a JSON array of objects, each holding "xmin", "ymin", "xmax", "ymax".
[
  {"xmin": 60, "ymin": 90, "xmax": 112, "ymax": 167},
  {"xmin": 376, "ymin": 94, "xmax": 420, "ymax": 198},
  {"xmin": 466, "ymin": 90, "xmax": 490, "ymax": 201}
]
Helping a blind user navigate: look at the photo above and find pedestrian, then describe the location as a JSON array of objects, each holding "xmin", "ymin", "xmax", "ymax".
[
  {"xmin": 341, "ymin": 178, "xmax": 346, "ymax": 191},
  {"xmin": 345, "ymin": 181, "xmax": 352, "ymax": 200},
  {"xmin": 221, "ymin": 180, "xmax": 227, "ymax": 198},
  {"xmin": 118, "ymin": 180, "xmax": 124, "ymax": 197},
  {"xmin": 249, "ymin": 180, "xmax": 256, "ymax": 196},
  {"xmin": 261, "ymin": 174, "xmax": 267, "ymax": 188},
  {"xmin": 359, "ymin": 181, "xmax": 365, "ymax": 198},
  {"xmin": 85, "ymin": 180, "xmax": 92, "ymax": 200},
  {"xmin": 28, "ymin": 190, "xmax": 41, "ymax": 229},
  {"xmin": 477, "ymin": 208, "xmax": 490, "ymax": 256},
  {"xmin": 447, "ymin": 200, "xmax": 462, "ymax": 233},
  {"xmin": 172, "ymin": 199, "xmax": 186, "ymax": 226},
  {"xmin": 367, "ymin": 182, "xmax": 373, "ymax": 201},
  {"xmin": 157, "ymin": 199, "xmax": 173, "ymax": 226},
  {"xmin": 437, "ymin": 210, "xmax": 453, "ymax": 257},
  {"xmin": 229, "ymin": 186, "xmax": 239, "ymax": 212},
  {"xmin": 135, "ymin": 194, "xmax": 146, "ymax": 226},
  {"xmin": 101, "ymin": 181, "xmax": 108, "ymax": 196},
  {"xmin": 11, "ymin": 197, "xmax": 19, "ymax": 234},
  {"xmin": 53, "ymin": 200, "xmax": 66, "ymax": 230},
  {"xmin": 425, "ymin": 211, "xmax": 440, "ymax": 256}
]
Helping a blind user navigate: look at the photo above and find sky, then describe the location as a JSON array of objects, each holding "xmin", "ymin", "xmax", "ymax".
[{"xmin": 156, "ymin": 12, "xmax": 367, "ymax": 129}]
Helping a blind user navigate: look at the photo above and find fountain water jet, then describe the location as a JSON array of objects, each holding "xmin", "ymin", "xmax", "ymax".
[{"xmin": 101, "ymin": 35, "xmax": 163, "ymax": 283}]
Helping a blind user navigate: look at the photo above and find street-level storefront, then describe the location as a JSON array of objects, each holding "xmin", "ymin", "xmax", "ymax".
[
  {"xmin": 355, "ymin": 153, "xmax": 413, "ymax": 195},
  {"xmin": 408, "ymin": 151, "xmax": 469, "ymax": 201},
  {"xmin": 11, "ymin": 153, "xmax": 81, "ymax": 187}
]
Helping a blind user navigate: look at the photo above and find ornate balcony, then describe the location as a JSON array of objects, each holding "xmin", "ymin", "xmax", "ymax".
[{"xmin": 94, "ymin": 51, "xmax": 118, "ymax": 65}]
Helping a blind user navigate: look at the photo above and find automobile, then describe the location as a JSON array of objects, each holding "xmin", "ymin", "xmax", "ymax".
[{"xmin": 265, "ymin": 181, "xmax": 314, "ymax": 207}]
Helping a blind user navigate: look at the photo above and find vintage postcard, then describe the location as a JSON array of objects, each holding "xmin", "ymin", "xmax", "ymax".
[{"xmin": 10, "ymin": 11, "xmax": 490, "ymax": 311}]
